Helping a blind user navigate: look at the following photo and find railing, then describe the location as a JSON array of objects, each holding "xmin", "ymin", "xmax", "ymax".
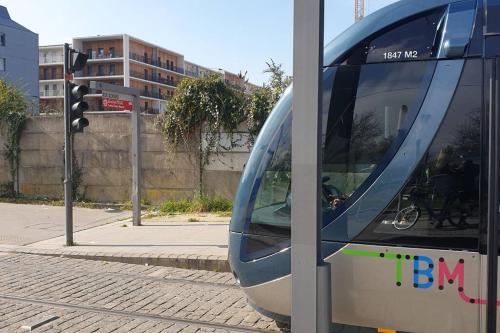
[
  {"xmin": 129, "ymin": 52, "xmax": 184, "ymax": 74},
  {"xmin": 87, "ymin": 52, "xmax": 123, "ymax": 60},
  {"xmin": 78, "ymin": 70, "xmax": 122, "ymax": 77},
  {"xmin": 185, "ymin": 70, "xmax": 199, "ymax": 78},
  {"xmin": 40, "ymin": 75, "xmax": 64, "ymax": 80},
  {"xmin": 140, "ymin": 107, "xmax": 160, "ymax": 114},
  {"xmin": 39, "ymin": 90, "xmax": 63, "ymax": 97},
  {"xmin": 130, "ymin": 71, "xmax": 178, "ymax": 86},
  {"xmin": 39, "ymin": 55, "xmax": 64, "ymax": 64},
  {"xmin": 140, "ymin": 90, "xmax": 170, "ymax": 100}
]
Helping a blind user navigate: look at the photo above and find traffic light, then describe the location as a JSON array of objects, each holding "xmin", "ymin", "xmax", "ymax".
[
  {"xmin": 69, "ymin": 83, "xmax": 89, "ymax": 133},
  {"xmin": 70, "ymin": 51, "xmax": 88, "ymax": 73}
]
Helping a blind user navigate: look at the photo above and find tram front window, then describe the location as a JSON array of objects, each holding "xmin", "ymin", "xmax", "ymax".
[{"xmin": 249, "ymin": 60, "xmax": 436, "ymax": 237}]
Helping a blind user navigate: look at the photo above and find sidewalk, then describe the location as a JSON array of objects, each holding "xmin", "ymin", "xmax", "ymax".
[{"xmin": 0, "ymin": 205, "xmax": 232, "ymax": 272}]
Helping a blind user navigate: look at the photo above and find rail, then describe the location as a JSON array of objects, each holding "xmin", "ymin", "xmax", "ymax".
[{"xmin": 129, "ymin": 52, "xmax": 184, "ymax": 74}]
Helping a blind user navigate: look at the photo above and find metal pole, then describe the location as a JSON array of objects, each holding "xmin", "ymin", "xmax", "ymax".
[
  {"xmin": 486, "ymin": 58, "xmax": 499, "ymax": 333},
  {"xmin": 132, "ymin": 95, "xmax": 141, "ymax": 226},
  {"xmin": 63, "ymin": 43, "xmax": 73, "ymax": 246},
  {"xmin": 291, "ymin": 1, "xmax": 330, "ymax": 332}
]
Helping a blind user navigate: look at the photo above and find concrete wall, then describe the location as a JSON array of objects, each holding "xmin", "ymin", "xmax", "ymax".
[{"xmin": 0, "ymin": 113, "xmax": 249, "ymax": 203}]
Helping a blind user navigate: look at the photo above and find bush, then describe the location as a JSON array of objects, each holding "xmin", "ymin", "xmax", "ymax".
[
  {"xmin": 160, "ymin": 198, "xmax": 192, "ymax": 213},
  {"xmin": 159, "ymin": 196, "xmax": 232, "ymax": 214}
]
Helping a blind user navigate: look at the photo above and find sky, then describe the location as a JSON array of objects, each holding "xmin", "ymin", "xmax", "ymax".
[{"xmin": 0, "ymin": 0, "xmax": 398, "ymax": 85}]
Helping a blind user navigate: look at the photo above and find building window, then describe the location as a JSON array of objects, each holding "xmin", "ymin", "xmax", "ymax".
[
  {"xmin": 144, "ymin": 69, "xmax": 148, "ymax": 80},
  {"xmin": 87, "ymin": 49, "xmax": 92, "ymax": 59},
  {"xmin": 109, "ymin": 47, "xmax": 115, "ymax": 57},
  {"xmin": 51, "ymin": 67, "xmax": 56, "ymax": 79},
  {"xmin": 43, "ymin": 67, "xmax": 48, "ymax": 79},
  {"xmin": 0, "ymin": 33, "xmax": 5, "ymax": 46},
  {"xmin": 98, "ymin": 64, "xmax": 104, "ymax": 76},
  {"xmin": 98, "ymin": 48, "xmax": 104, "ymax": 58},
  {"xmin": 109, "ymin": 64, "xmax": 115, "ymax": 75}
]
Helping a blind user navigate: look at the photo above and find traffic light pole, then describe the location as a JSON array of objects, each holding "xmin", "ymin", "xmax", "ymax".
[{"xmin": 63, "ymin": 43, "xmax": 74, "ymax": 246}]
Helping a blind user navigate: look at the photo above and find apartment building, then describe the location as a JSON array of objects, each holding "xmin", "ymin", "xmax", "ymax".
[
  {"xmin": 0, "ymin": 6, "xmax": 38, "ymax": 114},
  {"xmin": 39, "ymin": 44, "xmax": 64, "ymax": 113},
  {"xmin": 39, "ymin": 34, "xmax": 255, "ymax": 114},
  {"xmin": 184, "ymin": 61, "xmax": 221, "ymax": 79}
]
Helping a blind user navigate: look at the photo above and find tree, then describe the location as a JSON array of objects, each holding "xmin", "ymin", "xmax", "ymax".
[
  {"xmin": 246, "ymin": 59, "xmax": 292, "ymax": 140},
  {"xmin": 246, "ymin": 87, "xmax": 272, "ymax": 139},
  {"xmin": 0, "ymin": 80, "xmax": 28, "ymax": 196},
  {"xmin": 157, "ymin": 74, "xmax": 246, "ymax": 195},
  {"xmin": 263, "ymin": 59, "xmax": 293, "ymax": 106}
]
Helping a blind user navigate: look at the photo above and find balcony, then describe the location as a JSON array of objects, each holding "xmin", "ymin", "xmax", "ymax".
[
  {"xmin": 141, "ymin": 106, "xmax": 160, "ymax": 114},
  {"xmin": 139, "ymin": 90, "xmax": 170, "ymax": 100},
  {"xmin": 39, "ymin": 55, "xmax": 64, "ymax": 64},
  {"xmin": 78, "ymin": 70, "xmax": 122, "ymax": 78},
  {"xmin": 185, "ymin": 70, "xmax": 199, "ymax": 78},
  {"xmin": 129, "ymin": 52, "xmax": 184, "ymax": 74},
  {"xmin": 40, "ymin": 74, "xmax": 63, "ymax": 81},
  {"xmin": 130, "ymin": 71, "xmax": 178, "ymax": 87},
  {"xmin": 40, "ymin": 90, "xmax": 63, "ymax": 97},
  {"xmin": 87, "ymin": 52, "xmax": 123, "ymax": 60}
]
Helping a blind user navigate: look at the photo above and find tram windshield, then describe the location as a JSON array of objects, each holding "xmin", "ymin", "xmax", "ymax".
[{"xmin": 249, "ymin": 60, "xmax": 437, "ymax": 237}]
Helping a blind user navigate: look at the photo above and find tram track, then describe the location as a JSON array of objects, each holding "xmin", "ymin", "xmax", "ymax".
[
  {"xmin": 0, "ymin": 293, "xmax": 287, "ymax": 333},
  {"xmin": 0, "ymin": 254, "xmax": 286, "ymax": 332}
]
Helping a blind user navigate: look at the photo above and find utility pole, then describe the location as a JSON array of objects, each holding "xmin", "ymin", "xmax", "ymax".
[{"xmin": 355, "ymin": 0, "xmax": 365, "ymax": 22}]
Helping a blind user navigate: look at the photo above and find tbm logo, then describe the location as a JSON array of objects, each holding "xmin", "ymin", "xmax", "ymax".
[{"xmin": 343, "ymin": 248, "xmax": 500, "ymax": 306}]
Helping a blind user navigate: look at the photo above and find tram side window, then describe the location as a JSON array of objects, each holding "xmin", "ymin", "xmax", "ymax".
[
  {"xmin": 341, "ymin": 7, "xmax": 446, "ymax": 65},
  {"xmin": 323, "ymin": 61, "xmax": 436, "ymax": 215},
  {"xmin": 356, "ymin": 60, "xmax": 482, "ymax": 250}
]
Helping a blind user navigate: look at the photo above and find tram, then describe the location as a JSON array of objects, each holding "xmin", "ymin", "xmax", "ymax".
[{"xmin": 228, "ymin": 0, "xmax": 500, "ymax": 332}]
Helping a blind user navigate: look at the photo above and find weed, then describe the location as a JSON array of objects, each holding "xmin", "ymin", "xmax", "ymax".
[{"xmin": 159, "ymin": 195, "xmax": 232, "ymax": 214}]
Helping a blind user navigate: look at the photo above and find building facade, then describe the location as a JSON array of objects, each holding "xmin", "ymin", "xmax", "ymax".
[
  {"xmin": 0, "ymin": 6, "xmax": 38, "ymax": 114},
  {"xmin": 39, "ymin": 34, "xmax": 255, "ymax": 114},
  {"xmin": 39, "ymin": 44, "xmax": 64, "ymax": 113}
]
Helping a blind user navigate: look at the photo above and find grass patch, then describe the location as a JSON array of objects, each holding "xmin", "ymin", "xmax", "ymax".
[
  {"xmin": 188, "ymin": 217, "xmax": 199, "ymax": 222},
  {"xmin": 159, "ymin": 196, "xmax": 232, "ymax": 214}
]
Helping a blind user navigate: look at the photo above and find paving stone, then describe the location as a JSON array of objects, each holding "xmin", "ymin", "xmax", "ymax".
[{"xmin": 0, "ymin": 253, "xmax": 282, "ymax": 332}]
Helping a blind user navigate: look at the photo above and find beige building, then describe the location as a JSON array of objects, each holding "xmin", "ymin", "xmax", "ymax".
[{"xmin": 39, "ymin": 34, "xmax": 255, "ymax": 114}]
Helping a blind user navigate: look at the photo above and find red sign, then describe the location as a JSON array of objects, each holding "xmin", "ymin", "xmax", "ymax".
[{"xmin": 102, "ymin": 97, "xmax": 133, "ymax": 111}]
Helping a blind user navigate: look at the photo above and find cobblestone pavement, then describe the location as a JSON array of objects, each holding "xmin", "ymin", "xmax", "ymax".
[{"xmin": 0, "ymin": 253, "xmax": 288, "ymax": 333}]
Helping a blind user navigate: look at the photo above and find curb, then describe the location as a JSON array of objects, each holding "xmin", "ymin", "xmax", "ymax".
[{"xmin": 0, "ymin": 247, "xmax": 231, "ymax": 272}]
